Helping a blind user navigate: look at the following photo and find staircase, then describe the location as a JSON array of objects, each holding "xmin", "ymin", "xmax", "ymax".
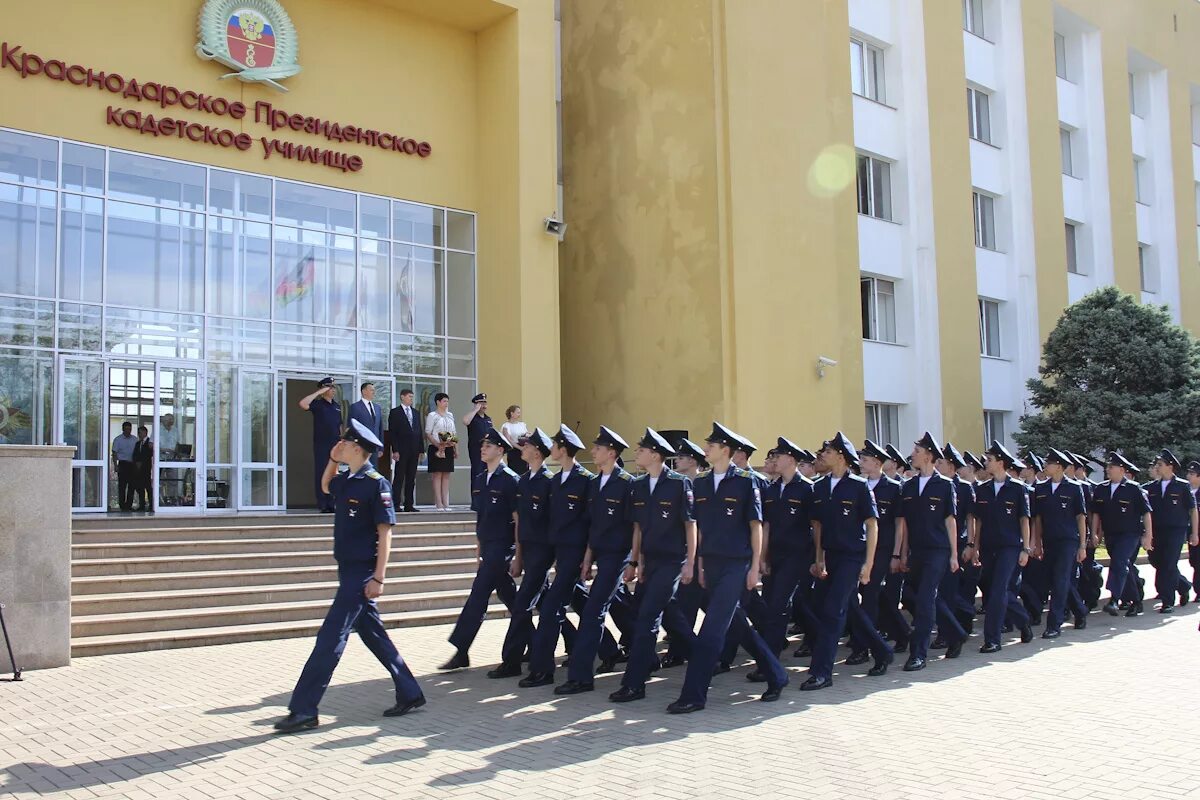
[{"xmin": 70, "ymin": 512, "xmax": 501, "ymax": 657}]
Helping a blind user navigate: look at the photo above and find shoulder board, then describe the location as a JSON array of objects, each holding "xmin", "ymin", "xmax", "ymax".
[
  {"xmin": 1011, "ymin": 478, "xmax": 1028, "ymax": 488},
  {"xmin": 730, "ymin": 467, "xmax": 749, "ymax": 478},
  {"xmin": 578, "ymin": 466, "xmax": 595, "ymax": 479},
  {"xmin": 847, "ymin": 473, "xmax": 868, "ymax": 483},
  {"xmin": 366, "ymin": 469, "xmax": 383, "ymax": 480},
  {"xmin": 500, "ymin": 466, "xmax": 518, "ymax": 478},
  {"xmin": 617, "ymin": 470, "xmax": 631, "ymax": 481},
  {"xmin": 698, "ymin": 468, "xmax": 712, "ymax": 478},
  {"xmin": 665, "ymin": 468, "xmax": 683, "ymax": 480}
]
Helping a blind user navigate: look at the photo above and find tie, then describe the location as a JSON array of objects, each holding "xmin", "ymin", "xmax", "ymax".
[
  {"xmin": 366, "ymin": 402, "xmax": 373, "ymax": 421},
  {"xmin": 405, "ymin": 406, "xmax": 412, "ymax": 425}
]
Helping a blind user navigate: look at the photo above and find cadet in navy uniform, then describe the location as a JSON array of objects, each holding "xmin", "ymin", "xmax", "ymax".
[
  {"xmin": 1144, "ymin": 449, "xmax": 1199, "ymax": 613},
  {"xmin": 520, "ymin": 425, "xmax": 595, "ymax": 687},
  {"xmin": 855, "ymin": 440, "xmax": 908, "ymax": 658},
  {"xmin": 668, "ymin": 423, "xmax": 788, "ymax": 713},
  {"xmin": 489, "ymin": 428, "xmax": 556, "ymax": 678},
  {"xmin": 1030, "ymin": 449, "xmax": 1088, "ymax": 638},
  {"xmin": 758, "ymin": 437, "xmax": 816, "ymax": 656},
  {"xmin": 440, "ymin": 428, "xmax": 521, "ymax": 670},
  {"xmin": 958, "ymin": 450, "xmax": 988, "ymax": 610},
  {"xmin": 298, "ymin": 377, "xmax": 344, "ymax": 513},
  {"xmin": 273, "ymin": 420, "xmax": 424, "ymax": 734},
  {"xmin": 802, "ymin": 433, "xmax": 893, "ymax": 691},
  {"xmin": 660, "ymin": 437, "xmax": 708, "ymax": 669},
  {"xmin": 937, "ymin": 442, "xmax": 980, "ymax": 632},
  {"xmin": 1091, "ymin": 452, "xmax": 1153, "ymax": 617},
  {"xmin": 894, "ymin": 432, "xmax": 963, "ymax": 671},
  {"xmin": 1187, "ymin": 461, "xmax": 1200, "ymax": 603},
  {"xmin": 610, "ymin": 429, "xmax": 698, "ymax": 702},
  {"xmin": 462, "ymin": 392, "xmax": 493, "ymax": 479},
  {"xmin": 964, "ymin": 442, "xmax": 1033, "ymax": 653}
]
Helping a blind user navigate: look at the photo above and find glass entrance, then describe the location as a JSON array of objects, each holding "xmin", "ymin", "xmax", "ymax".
[
  {"xmin": 155, "ymin": 364, "xmax": 203, "ymax": 512},
  {"xmin": 238, "ymin": 369, "xmax": 278, "ymax": 509},
  {"xmin": 57, "ymin": 356, "xmax": 107, "ymax": 512}
]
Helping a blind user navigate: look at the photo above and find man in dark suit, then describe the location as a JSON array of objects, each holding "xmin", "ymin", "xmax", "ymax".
[
  {"xmin": 349, "ymin": 382, "xmax": 383, "ymax": 464},
  {"xmin": 132, "ymin": 425, "xmax": 154, "ymax": 512},
  {"xmin": 387, "ymin": 388, "xmax": 422, "ymax": 512}
]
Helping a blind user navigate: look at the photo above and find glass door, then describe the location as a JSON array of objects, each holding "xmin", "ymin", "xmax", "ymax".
[
  {"xmin": 155, "ymin": 363, "xmax": 204, "ymax": 513},
  {"xmin": 57, "ymin": 356, "xmax": 107, "ymax": 512},
  {"xmin": 238, "ymin": 368, "xmax": 278, "ymax": 509}
]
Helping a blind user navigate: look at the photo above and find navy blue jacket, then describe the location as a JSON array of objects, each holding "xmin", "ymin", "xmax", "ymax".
[
  {"xmin": 471, "ymin": 465, "xmax": 519, "ymax": 546},
  {"xmin": 630, "ymin": 469, "xmax": 694, "ymax": 559},
  {"xmin": 764, "ymin": 472, "xmax": 815, "ymax": 558},
  {"xmin": 952, "ymin": 475, "xmax": 975, "ymax": 542},
  {"xmin": 974, "ymin": 477, "xmax": 1030, "ymax": 550},
  {"xmin": 587, "ymin": 468, "xmax": 635, "ymax": 555},
  {"xmin": 1090, "ymin": 478, "xmax": 1152, "ymax": 536},
  {"xmin": 811, "ymin": 472, "xmax": 878, "ymax": 555},
  {"xmin": 693, "ymin": 467, "xmax": 762, "ymax": 559},
  {"xmin": 868, "ymin": 475, "xmax": 902, "ymax": 557},
  {"xmin": 899, "ymin": 472, "xmax": 957, "ymax": 552},
  {"xmin": 1144, "ymin": 476, "xmax": 1196, "ymax": 530},
  {"xmin": 309, "ymin": 397, "xmax": 343, "ymax": 448},
  {"xmin": 1033, "ymin": 478, "xmax": 1087, "ymax": 543},
  {"xmin": 548, "ymin": 463, "xmax": 593, "ymax": 549},
  {"xmin": 330, "ymin": 464, "xmax": 396, "ymax": 564},
  {"xmin": 516, "ymin": 464, "xmax": 554, "ymax": 546}
]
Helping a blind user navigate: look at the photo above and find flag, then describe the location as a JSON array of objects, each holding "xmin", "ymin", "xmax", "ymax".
[
  {"xmin": 397, "ymin": 249, "xmax": 414, "ymax": 331},
  {"xmin": 276, "ymin": 250, "xmax": 314, "ymax": 305}
]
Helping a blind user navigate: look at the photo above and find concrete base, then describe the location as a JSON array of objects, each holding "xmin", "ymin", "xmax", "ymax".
[{"xmin": 0, "ymin": 445, "xmax": 75, "ymax": 671}]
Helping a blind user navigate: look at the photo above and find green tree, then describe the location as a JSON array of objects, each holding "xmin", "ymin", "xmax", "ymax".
[{"xmin": 1015, "ymin": 286, "xmax": 1200, "ymax": 469}]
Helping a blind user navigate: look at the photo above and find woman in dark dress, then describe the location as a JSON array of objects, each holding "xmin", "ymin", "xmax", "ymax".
[{"xmin": 424, "ymin": 392, "xmax": 457, "ymax": 511}]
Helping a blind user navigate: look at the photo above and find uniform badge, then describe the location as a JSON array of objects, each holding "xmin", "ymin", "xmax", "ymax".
[
  {"xmin": 348, "ymin": 508, "xmax": 358, "ymax": 518},
  {"xmin": 661, "ymin": 509, "xmax": 670, "ymax": 519},
  {"xmin": 607, "ymin": 507, "xmax": 614, "ymax": 516},
  {"xmin": 380, "ymin": 492, "xmax": 392, "ymax": 508},
  {"xmin": 725, "ymin": 507, "xmax": 734, "ymax": 517}
]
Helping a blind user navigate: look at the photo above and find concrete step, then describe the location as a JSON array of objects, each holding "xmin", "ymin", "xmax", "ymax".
[
  {"xmin": 71, "ymin": 544, "xmax": 479, "ymax": 577},
  {"xmin": 70, "ymin": 603, "xmax": 507, "ymax": 657},
  {"xmin": 71, "ymin": 558, "xmax": 480, "ymax": 594},
  {"xmin": 70, "ymin": 519, "xmax": 474, "ymax": 543},
  {"xmin": 72, "ymin": 572, "xmax": 480, "ymax": 615},
  {"xmin": 71, "ymin": 589, "xmax": 484, "ymax": 637},
  {"xmin": 71, "ymin": 531, "xmax": 476, "ymax": 559},
  {"xmin": 71, "ymin": 510, "xmax": 474, "ymax": 530}
]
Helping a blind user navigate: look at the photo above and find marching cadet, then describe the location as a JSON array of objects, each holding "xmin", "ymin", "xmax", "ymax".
[
  {"xmin": 798, "ymin": 449, "xmax": 818, "ymax": 480},
  {"xmin": 790, "ymin": 447, "xmax": 822, "ymax": 654},
  {"xmin": 964, "ymin": 441, "xmax": 1034, "ymax": 653},
  {"xmin": 1186, "ymin": 461, "xmax": 1200, "ymax": 604},
  {"xmin": 660, "ymin": 438, "xmax": 708, "ymax": 669},
  {"xmin": 894, "ymin": 432, "xmax": 963, "ymax": 671},
  {"xmin": 441, "ymin": 428, "xmax": 520, "ymax": 670},
  {"xmin": 1017, "ymin": 453, "xmax": 1050, "ymax": 624},
  {"xmin": 555, "ymin": 427, "xmax": 635, "ymax": 694},
  {"xmin": 937, "ymin": 443, "xmax": 978, "ymax": 632},
  {"xmin": 1091, "ymin": 452, "xmax": 1153, "ymax": 617},
  {"xmin": 957, "ymin": 450, "xmax": 988, "ymax": 611},
  {"xmin": 1031, "ymin": 449, "xmax": 1088, "ymax": 638},
  {"xmin": 668, "ymin": 423, "xmax": 788, "ymax": 713},
  {"xmin": 721, "ymin": 436, "xmax": 771, "ymax": 665},
  {"xmin": 489, "ymin": 428, "xmax": 555, "ymax": 678},
  {"xmin": 610, "ymin": 429, "xmax": 698, "ymax": 702},
  {"xmin": 855, "ymin": 441, "xmax": 909, "ymax": 658},
  {"xmin": 273, "ymin": 420, "xmax": 425, "ymax": 734},
  {"xmin": 675, "ymin": 438, "xmax": 708, "ymax": 480},
  {"xmin": 1144, "ymin": 449, "xmax": 1199, "ymax": 613},
  {"xmin": 520, "ymin": 425, "xmax": 594, "ymax": 687},
  {"xmin": 802, "ymin": 433, "xmax": 893, "ymax": 690},
  {"xmin": 758, "ymin": 437, "xmax": 817, "ymax": 656}
]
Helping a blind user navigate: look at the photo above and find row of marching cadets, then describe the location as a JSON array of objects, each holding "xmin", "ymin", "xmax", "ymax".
[{"xmin": 437, "ymin": 421, "xmax": 1200, "ymax": 713}]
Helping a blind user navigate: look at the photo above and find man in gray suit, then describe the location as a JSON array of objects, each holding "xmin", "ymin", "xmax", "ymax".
[{"xmin": 348, "ymin": 382, "xmax": 383, "ymax": 463}]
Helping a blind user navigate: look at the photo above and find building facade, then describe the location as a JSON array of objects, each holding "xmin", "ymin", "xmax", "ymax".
[
  {"xmin": 0, "ymin": 0, "xmax": 560, "ymax": 512},
  {"xmin": 559, "ymin": 0, "xmax": 1200, "ymax": 455}
]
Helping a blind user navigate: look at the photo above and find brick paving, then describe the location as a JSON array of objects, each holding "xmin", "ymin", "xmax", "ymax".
[{"xmin": 3, "ymin": 563, "xmax": 1199, "ymax": 800}]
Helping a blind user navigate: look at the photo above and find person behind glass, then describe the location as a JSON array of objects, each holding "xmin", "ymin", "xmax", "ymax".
[
  {"xmin": 159, "ymin": 412, "xmax": 179, "ymax": 505},
  {"xmin": 501, "ymin": 404, "xmax": 530, "ymax": 475},
  {"xmin": 387, "ymin": 389, "xmax": 422, "ymax": 513},
  {"xmin": 425, "ymin": 392, "xmax": 457, "ymax": 511},
  {"xmin": 462, "ymin": 392, "xmax": 493, "ymax": 479},
  {"xmin": 272, "ymin": 420, "xmax": 425, "ymax": 734},
  {"xmin": 299, "ymin": 377, "xmax": 343, "ymax": 513},
  {"xmin": 132, "ymin": 425, "xmax": 154, "ymax": 512},
  {"xmin": 440, "ymin": 428, "xmax": 520, "ymax": 670},
  {"xmin": 111, "ymin": 421, "xmax": 137, "ymax": 512},
  {"xmin": 348, "ymin": 381, "xmax": 383, "ymax": 464}
]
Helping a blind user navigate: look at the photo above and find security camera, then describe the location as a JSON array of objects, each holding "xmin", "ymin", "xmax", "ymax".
[
  {"xmin": 544, "ymin": 216, "xmax": 567, "ymax": 241},
  {"xmin": 816, "ymin": 356, "xmax": 838, "ymax": 378}
]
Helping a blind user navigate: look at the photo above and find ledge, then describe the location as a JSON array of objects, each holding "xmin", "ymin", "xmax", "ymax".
[{"xmin": 0, "ymin": 445, "xmax": 77, "ymax": 459}]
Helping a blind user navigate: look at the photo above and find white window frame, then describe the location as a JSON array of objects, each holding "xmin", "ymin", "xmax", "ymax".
[
  {"xmin": 1139, "ymin": 243, "xmax": 1158, "ymax": 293},
  {"xmin": 963, "ymin": 0, "xmax": 987, "ymax": 39},
  {"xmin": 973, "ymin": 191, "xmax": 997, "ymax": 250},
  {"xmin": 1060, "ymin": 127, "xmax": 1074, "ymax": 177},
  {"xmin": 865, "ymin": 402, "xmax": 900, "ymax": 447},
  {"xmin": 983, "ymin": 410, "xmax": 1006, "ymax": 448},
  {"xmin": 850, "ymin": 38, "xmax": 886, "ymax": 104},
  {"xmin": 1054, "ymin": 33, "xmax": 1069, "ymax": 81},
  {"xmin": 978, "ymin": 298, "xmax": 1002, "ymax": 358},
  {"xmin": 857, "ymin": 154, "xmax": 893, "ymax": 222},
  {"xmin": 860, "ymin": 276, "xmax": 898, "ymax": 344},
  {"xmin": 1129, "ymin": 72, "xmax": 1145, "ymax": 118},
  {"xmin": 1134, "ymin": 157, "xmax": 1151, "ymax": 205},
  {"xmin": 967, "ymin": 87, "xmax": 992, "ymax": 145},
  {"xmin": 1065, "ymin": 222, "xmax": 1080, "ymax": 275}
]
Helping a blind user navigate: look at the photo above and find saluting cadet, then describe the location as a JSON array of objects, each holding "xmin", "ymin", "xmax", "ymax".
[
  {"xmin": 894, "ymin": 432, "xmax": 963, "ymax": 671},
  {"xmin": 855, "ymin": 440, "xmax": 909, "ymax": 658},
  {"xmin": 274, "ymin": 420, "xmax": 424, "ymax": 734},
  {"xmin": 611, "ymin": 429, "xmax": 698, "ymax": 702},
  {"xmin": 441, "ymin": 428, "xmax": 521, "ymax": 670},
  {"xmin": 802, "ymin": 433, "xmax": 893, "ymax": 690},
  {"xmin": 661, "ymin": 437, "xmax": 708, "ymax": 669},
  {"xmin": 555, "ymin": 427, "xmax": 635, "ymax": 694},
  {"xmin": 520, "ymin": 425, "xmax": 594, "ymax": 687},
  {"xmin": 298, "ymin": 377, "xmax": 343, "ymax": 513},
  {"xmin": 1031, "ymin": 449, "xmax": 1088, "ymax": 638},
  {"xmin": 489, "ymin": 428, "xmax": 555, "ymax": 678},
  {"xmin": 758, "ymin": 437, "xmax": 817, "ymax": 655},
  {"xmin": 1144, "ymin": 449, "xmax": 1199, "ymax": 613},
  {"xmin": 1091, "ymin": 452, "xmax": 1153, "ymax": 617},
  {"xmin": 965, "ymin": 441, "xmax": 1033, "ymax": 653},
  {"xmin": 1187, "ymin": 461, "xmax": 1200, "ymax": 603},
  {"xmin": 668, "ymin": 423, "xmax": 788, "ymax": 713}
]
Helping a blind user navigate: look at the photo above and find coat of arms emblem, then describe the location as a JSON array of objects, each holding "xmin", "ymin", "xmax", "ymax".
[{"xmin": 195, "ymin": 0, "xmax": 301, "ymax": 91}]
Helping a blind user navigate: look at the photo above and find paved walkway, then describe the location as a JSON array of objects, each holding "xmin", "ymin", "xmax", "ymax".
[{"xmin": 3, "ymin": 567, "xmax": 1199, "ymax": 800}]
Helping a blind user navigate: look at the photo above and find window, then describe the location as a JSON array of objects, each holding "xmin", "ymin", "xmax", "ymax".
[
  {"xmin": 850, "ymin": 38, "xmax": 886, "ymax": 103},
  {"xmin": 1054, "ymin": 33, "xmax": 1069, "ymax": 80},
  {"xmin": 1139, "ymin": 243, "xmax": 1157, "ymax": 293},
  {"xmin": 1060, "ymin": 128, "xmax": 1074, "ymax": 176},
  {"xmin": 1129, "ymin": 72, "xmax": 1144, "ymax": 118},
  {"xmin": 967, "ymin": 87, "xmax": 992, "ymax": 144},
  {"xmin": 973, "ymin": 191, "xmax": 996, "ymax": 250},
  {"xmin": 1065, "ymin": 222, "xmax": 1080, "ymax": 274},
  {"xmin": 983, "ymin": 410, "xmax": 1007, "ymax": 448},
  {"xmin": 865, "ymin": 403, "xmax": 900, "ymax": 447},
  {"xmin": 856, "ymin": 154, "xmax": 893, "ymax": 221},
  {"xmin": 978, "ymin": 298, "xmax": 1001, "ymax": 357},
  {"xmin": 1134, "ymin": 158, "xmax": 1151, "ymax": 204},
  {"xmin": 860, "ymin": 276, "xmax": 897, "ymax": 343},
  {"xmin": 963, "ymin": 0, "xmax": 986, "ymax": 38}
]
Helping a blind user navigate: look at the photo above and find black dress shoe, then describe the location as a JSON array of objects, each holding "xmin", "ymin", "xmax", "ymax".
[
  {"xmin": 1159, "ymin": 604, "xmax": 1174, "ymax": 614},
  {"xmin": 867, "ymin": 653, "xmax": 892, "ymax": 677},
  {"xmin": 518, "ymin": 672, "xmax": 554, "ymax": 688},
  {"xmin": 403, "ymin": 506, "xmax": 418, "ymax": 513},
  {"xmin": 799, "ymin": 675, "xmax": 832, "ymax": 691},
  {"xmin": 553, "ymin": 680, "xmax": 594, "ymax": 695},
  {"xmin": 893, "ymin": 640, "xmax": 909, "ymax": 654},
  {"xmin": 487, "ymin": 662, "xmax": 523, "ymax": 679},
  {"xmin": 930, "ymin": 636, "xmax": 947, "ymax": 650},
  {"xmin": 1125, "ymin": 602, "xmax": 1143, "ymax": 617},
  {"xmin": 1042, "ymin": 629, "xmax": 1061, "ymax": 639},
  {"xmin": 1073, "ymin": 615, "xmax": 1088, "ymax": 630},
  {"xmin": 609, "ymin": 686, "xmax": 645, "ymax": 703},
  {"xmin": 273, "ymin": 713, "xmax": 319, "ymax": 733},
  {"xmin": 439, "ymin": 651, "xmax": 470, "ymax": 671},
  {"xmin": 1029, "ymin": 611, "xmax": 1043, "ymax": 626},
  {"xmin": 979, "ymin": 642, "xmax": 1002, "ymax": 654},
  {"xmin": 597, "ymin": 658, "xmax": 618, "ymax": 674},
  {"xmin": 666, "ymin": 700, "xmax": 705, "ymax": 714},
  {"xmin": 793, "ymin": 642, "xmax": 812, "ymax": 658},
  {"xmin": 903, "ymin": 657, "xmax": 926, "ymax": 672},
  {"xmin": 1180, "ymin": 590, "xmax": 1191, "ymax": 607},
  {"xmin": 712, "ymin": 662, "xmax": 731, "ymax": 676},
  {"xmin": 788, "ymin": 623, "xmax": 804, "ymax": 636},
  {"xmin": 945, "ymin": 640, "xmax": 964, "ymax": 659},
  {"xmin": 1020, "ymin": 624, "xmax": 1034, "ymax": 643},
  {"xmin": 759, "ymin": 682, "xmax": 786, "ymax": 702},
  {"xmin": 746, "ymin": 670, "xmax": 768, "ymax": 683},
  {"xmin": 1102, "ymin": 601, "xmax": 1119, "ymax": 617},
  {"xmin": 844, "ymin": 650, "xmax": 870, "ymax": 666},
  {"xmin": 659, "ymin": 654, "xmax": 687, "ymax": 669},
  {"xmin": 383, "ymin": 696, "xmax": 426, "ymax": 717}
]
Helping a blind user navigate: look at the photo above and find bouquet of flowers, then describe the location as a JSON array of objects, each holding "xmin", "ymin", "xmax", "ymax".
[{"xmin": 438, "ymin": 431, "xmax": 459, "ymax": 458}]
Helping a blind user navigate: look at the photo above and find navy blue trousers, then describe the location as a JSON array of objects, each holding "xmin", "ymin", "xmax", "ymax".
[
  {"xmin": 981, "ymin": 546, "xmax": 1029, "ymax": 646},
  {"xmin": 665, "ymin": 561, "xmax": 703, "ymax": 660},
  {"xmin": 620, "ymin": 556, "xmax": 693, "ymax": 690},
  {"xmin": 1105, "ymin": 531, "xmax": 1141, "ymax": 599},
  {"xmin": 958, "ymin": 560, "xmax": 982, "ymax": 610},
  {"xmin": 760, "ymin": 553, "xmax": 807, "ymax": 655},
  {"xmin": 1189, "ymin": 542, "xmax": 1200, "ymax": 593},
  {"xmin": 676, "ymin": 557, "xmax": 788, "ymax": 705},
  {"xmin": 288, "ymin": 563, "xmax": 423, "ymax": 717},
  {"xmin": 908, "ymin": 549, "xmax": 964, "ymax": 662},
  {"xmin": 499, "ymin": 542, "xmax": 555, "ymax": 666},
  {"xmin": 567, "ymin": 552, "xmax": 630, "ymax": 683},
  {"xmin": 1150, "ymin": 527, "xmax": 1189, "ymax": 604},
  {"xmin": 857, "ymin": 551, "xmax": 912, "ymax": 651},
  {"xmin": 1043, "ymin": 538, "xmax": 1085, "ymax": 631},
  {"xmin": 808, "ymin": 551, "xmax": 892, "ymax": 681},
  {"xmin": 449, "ymin": 543, "xmax": 519, "ymax": 651},
  {"xmin": 528, "ymin": 545, "xmax": 617, "ymax": 676},
  {"xmin": 313, "ymin": 437, "xmax": 337, "ymax": 511}
]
